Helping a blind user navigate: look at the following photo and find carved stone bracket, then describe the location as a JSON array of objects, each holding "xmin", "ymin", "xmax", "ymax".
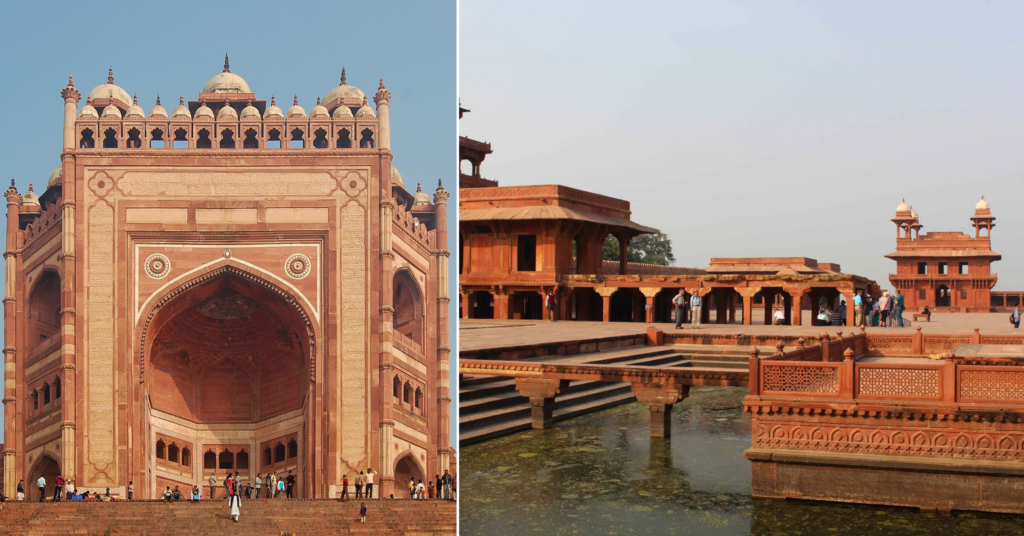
[
  {"xmin": 515, "ymin": 377, "xmax": 569, "ymax": 429},
  {"xmin": 631, "ymin": 382, "xmax": 691, "ymax": 438}
]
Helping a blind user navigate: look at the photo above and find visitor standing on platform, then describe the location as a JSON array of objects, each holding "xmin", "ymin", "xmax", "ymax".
[
  {"xmin": 409, "ymin": 478, "xmax": 416, "ymax": 498},
  {"xmin": 546, "ymin": 290, "xmax": 558, "ymax": 322},
  {"xmin": 228, "ymin": 480, "xmax": 241, "ymax": 522},
  {"xmin": 673, "ymin": 290, "xmax": 686, "ymax": 329},
  {"xmin": 17, "ymin": 479, "xmax": 24, "ymax": 501},
  {"xmin": 442, "ymin": 470, "xmax": 451, "ymax": 499},
  {"xmin": 365, "ymin": 468, "xmax": 376, "ymax": 498},
  {"xmin": 277, "ymin": 476, "xmax": 285, "ymax": 498},
  {"xmin": 878, "ymin": 292, "xmax": 889, "ymax": 327},
  {"xmin": 435, "ymin": 474, "xmax": 442, "ymax": 499},
  {"xmin": 854, "ymin": 291, "xmax": 865, "ymax": 327},
  {"xmin": 690, "ymin": 293, "xmax": 702, "ymax": 328},
  {"xmin": 894, "ymin": 289, "xmax": 905, "ymax": 327},
  {"xmin": 65, "ymin": 479, "xmax": 74, "ymax": 501},
  {"xmin": 1013, "ymin": 306, "xmax": 1021, "ymax": 329},
  {"xmin": 53, "ymin": 475, "xmax": 63, "ymax": 502},
  {"xmin": 269, "ymin": 472, "xmax": 278, "ymax": 499},
  {"xmin": 127, "ymin": 481, "xmax": 134, "ymax": 500},
  {"xmin": 36, "ymin": 475, "xmax": 45, "ymax": 502},
  {"xmin": 286, "ymin": 470, "xmax": 295, "ymax": 498},
  {"xmin": 416, "ymin": 479, "xmax": 425, "ymax": 499},
  {"xmin": 254, "ymin": 473, "xmax": 261, "ymax": 499},
  {"xmin": 208, "ymin": 472, "xmax": 217, "ymax": 501},
  {"xmin": 359, "ymin": 502, "xmax": 367, "ymax": 523},
  {"xmin": 341, "ymin": 474, "xmax": 349, "ymax": 501},
  {"xmin": 355, "ymin": 470, "xmax": 364, "ymax": 499}
]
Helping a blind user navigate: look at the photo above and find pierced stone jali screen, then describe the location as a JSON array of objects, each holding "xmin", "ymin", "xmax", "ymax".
[
  {"xmin": 866, "ymin": 335, "xmax": 913, "ymax": 355},
  {"xmin": 960, "ymin": 369, "xmax": 1024, "ymax": 401},
  {"xmin": 858, "ymin": 367, "xmax": 939, "ymax": 398},
  {"xmin": 762, "ymin": 364, "xmax": 839, "ymax": 394}
]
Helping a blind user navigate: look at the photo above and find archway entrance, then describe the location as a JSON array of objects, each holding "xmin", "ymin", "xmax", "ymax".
[
  {"xmin": 144, "ymin": 271, "xmax": 312, "ymax": 499},
  {"xmin": 610, "ymin": 288, "xmax": 644, "ymax": 322},
  {"xmin": 509, "ymin": 291, "xmax": 543, "ymax": 320},
  {"xmin": 468, "ymin": 291, "xmax": 494, "ymax": 319},
  {"xmin": 29, "ymin": 455, "xmax": 59, "ymax": 502},
  {"xmin": 936, "ymin": 285, "xmax": 951, "ymax": 307},
  {"xmin": 394, "ymin": 454, "xmax": 424, "ymax": 498}
]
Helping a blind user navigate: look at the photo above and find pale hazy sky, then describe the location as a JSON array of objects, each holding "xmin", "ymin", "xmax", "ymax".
[{"xmin": 460, "ymin": 1, "xmax": 1024, "ymax": 290}]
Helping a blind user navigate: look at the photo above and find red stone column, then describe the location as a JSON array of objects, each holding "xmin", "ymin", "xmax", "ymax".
[
  {"xmin": 596, "ymin": 287, "xmax": 616, "ymax": 322},
  {"xmin": 785, "ymin": 288, "xmax": 807, "ymax": 326},
  {"xmin": 460, "ymin": 291, "xmax": 469, "ymax": 319},
  {"xmin": 738, "ymin": 288, "xmax": 759, "ymax": 326},
  {"xmin": 3, "ymin": 182, "xmax": 21, "ymax": 497},
  {"xmin": 514, "ymin": 378, "xmax": 569, "ymax": 429},
  {"xmin": 630, "ymin": 383, "xmax": 690, "ymax": 438},
  {"xmin": 728, "ymin": 294, "xmax": 736, "ymax": 323},
  {"xmin": 493, "ymin": 288, "xmax": 508, "ymax": 320},
  {"xmin": 640, "ymin": 288, "xmax": 659, "ymax": 323},
  {"xmin": 617, "ymin": 234, "xmax": 628, "ymax": 275},
  {"xmin": 843, "ymin": 293, "xmax": 856, "ymax": 327}
]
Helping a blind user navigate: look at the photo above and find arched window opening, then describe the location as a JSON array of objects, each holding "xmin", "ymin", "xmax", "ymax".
[
  {"xmin": 289, "ymin": 128, "xmax": 305, "ymax": 149},
  {"xmin": 30, "ymin": 390, "xmax": 38, "ymax": 411},
  {"xmin": 287, "ymin": 439, "xmax": 297, "ymax": 459},
  {"xmin": 337, "ymin": 129, "xmax": 352, "ymax": 148},
  {"xmin": 460, "ymin": 159, "xmax": 473, "ymax": 176},
  {"xmin": 156, "ymin": 440, "xmax": 166, "ymax": 460},
  {"xmin": 102, "ymin": 128, "xmax": 118, "ymax": 148},
  {"xmin": 181, "ymin": 447, "xmax": 191, "ymax": 467},
  {"xmin": 415, "ymin": 388, "xmax": 423, "ymax": 410},
  {"xmin": 150, "ymin": 128, "xmax": 165, "ymax": 148},
  {"xmin": 204, "ymin": 451, "xmax": 217, "ymax": 469},
  {"xmin": 30, "ymin": 271, "xmax": 61, "ymax": 344},
  {"xmin": 53, "ymin": 377, "xmax": 61, "ymax": 399},
  {"xmin": 243, "ymin": 128, "xmax": 259, "ymax": 149},
  {"xmin": 173, "ymin": 128, "xmax": 188, "ymax": 149},
  {"xmin": 263, "ymin": 447, "xmax": 272, "ymax": 466},
  {"xmin": 359, "ymin": 128, "xmax": 374, "ymax": 148},
  {"xmin": 219, "ymin": 129, "xmax": 235, "ymax": 149},
  {"xmin": 312, "ymin": 128, "xmax": 328, "ymax": 149},
  {"xmin": 393, "ymin": 375, "xmax": 401, "ymax": 398},
  {"xmin": 80, "ymin": 128, "xmax": 95, "ymax": 148},
  {"xmin": 267, "ymin": 129, "xmax": 282, "ymax": 149},
  {"xmin": 274, "ymin": 443, "xmax": 286, "ymax": 464},
  {"xmin": 218, "ymin": 449, "xmax": 234, "ymax": 470},
  {"xmin": 236, "ymin": 450, "xmax": 249, "ymax": 470},
  {"xmin": 393, "ymin": 273, "xmax": 423, "ymax": 346},
  {"xmin": 126, "ymin": 127, "xmax": 142, "ymax": 149},
  {"xmin": 168, "ymin": 443, "xmax": 179, "ymax": 463},
  {"xmin": 196, "ymin": 129, "xmax": 212, "ymax": 149},
  {"xmin": 403, "ymin": 382, "xmax": 412, "ymax": 404},
  {"xmin": 42, "ymin": 383, "xmax": 50, "ymax": 405}
]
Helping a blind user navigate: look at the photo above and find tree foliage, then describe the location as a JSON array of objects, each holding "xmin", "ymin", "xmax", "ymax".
[{"xmin": 602, "ymin": 231, "xmax": 676, "ymax": 266}]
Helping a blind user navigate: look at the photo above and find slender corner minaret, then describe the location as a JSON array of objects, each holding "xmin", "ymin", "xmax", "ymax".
[
  {"xmin": 374, "ymin": 78, "xmax": 391, "ymax": 151},
  {"xmin": 432, "ymin": 179, "xmax": 451, "ymax": 472},
  {"xmin": 3, "ymin": 179, "xmax": 20, "ymax": 497}
]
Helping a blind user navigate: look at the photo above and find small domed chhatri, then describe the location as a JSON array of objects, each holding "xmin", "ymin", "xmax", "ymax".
[
  {"xmin": 355, "ymin": 97, "xmax": 376, "ymax": 119},
  {"xmin": 202, "ymin": 54, "xmax": 251, "ymax": 94},
  {"xmin": 976, "ymin": 196, "xmax": 990, "ymax": 211},
  {"xmin": 171, "ymin": 96, "xmax": 191, "ymax": 119},
  {"xmin": 287, "ymin": 95, "xmax": 307, "ymax": 118},
  {"xmin": 194, "ymin": 100, "xmax": 214, "ymax": 119},
  {"xmin": 126, "ymin": 95, "xmax": 145, "ymax": 118},
  {"xmin": 20, "ymin": 182, "xmax": 39, "ymax": 207},
  {"xmin": 263, "ymin": 95, "xmax": 283, "ymax": 118},
  {"xmin": 240, "ymin": 100, "xmax": 260, "ymax": 120},
  {"xmin": 217, "ymin": 100, "xmax": 238, "ymax": 119},
  {"xmin": 323, "ymin": 67, "xmax": 366, "ymax": 112},
  {"xmin": 413, "ymin": 182, "xmax": 432, "ymax": 205},
  {"xmin": 391, "ymin": 166, "xmax": 405, "ymax": 189},
  {"xmin": 332, "ymin": 105, "xmax": 353, "ymax": 119},
  {"xmin": 895, "ymin": 199, "xmax": 911, "ymax": 213},
  {"xmin": 47, "ymin": 166, "xmax": 63, "ymax": 189},
  {"xmin": 102, "ymin": 103, "xmax": 122, "ymax": 118},
  {"xmin": 86, "ymin": 67, "xmax": 131, "ymax": 109},
  {"xmin": 79, "ymin": 99, "xmax": 99, "ymax": 118},
  {"xmin": 148, "ymin": 95, "xmax": 167, "ymax": 118},
  {"xmin": 310, "ymin": 97, "xmax": 329, "ymax": 119}
]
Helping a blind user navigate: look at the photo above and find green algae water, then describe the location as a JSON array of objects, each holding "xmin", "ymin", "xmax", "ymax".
[{"xmin": 460, "ymin": 386, "xmax": 1024, "ymax": 535}]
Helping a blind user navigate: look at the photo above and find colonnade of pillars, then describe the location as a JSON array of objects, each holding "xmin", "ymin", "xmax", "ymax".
[{"xmin": 460, "ymin": 287, "xmax": 861, "ymax": 327}]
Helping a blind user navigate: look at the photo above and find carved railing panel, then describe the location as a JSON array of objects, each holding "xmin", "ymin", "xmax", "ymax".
[
  {"xmin": 858, "ymin": 366, "xmax": 939, "ymax": 398},
  {"xmin": 761, "ymin": 363, "xmax": 840, "ymax": 394}
]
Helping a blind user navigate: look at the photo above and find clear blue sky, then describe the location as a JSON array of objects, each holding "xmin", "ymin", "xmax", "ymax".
[
  {"xmin": 0, "ymin": 0, "xmax": 456, "ymax": 449},
  {"xmin": 461, "ymin": 1, "xmax": 1024, "ymax": 290}
]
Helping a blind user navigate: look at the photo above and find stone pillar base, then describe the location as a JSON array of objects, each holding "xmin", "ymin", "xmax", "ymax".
[
  {"xmin": 530, "ymin": 398, "xmax": 555, "ymax": 429},
  {"xmin": 648, "ymin": 404, "xmax": 672, "ymax": 438},
  {"xmin": 631, "ymin": 383, "xmax": 689, "ymax": 438},
  {"xmin": 515, "ymin": 378, "xmax": 569, "ymax": 430}
]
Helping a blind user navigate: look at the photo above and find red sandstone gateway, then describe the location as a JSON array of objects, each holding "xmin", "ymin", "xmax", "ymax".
[{"xmin": 2, "ymin": 63, "xmax": 452, "ymax": 500}]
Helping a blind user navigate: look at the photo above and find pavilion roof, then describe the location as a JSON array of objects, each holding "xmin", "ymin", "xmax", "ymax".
[
  {"xmin": 885, "ymin": 249, "xmax": 1001, "ymax": 259},
  {"xmin": 459, "ymin": 206, "xmax": 656, "ymax": 234}
]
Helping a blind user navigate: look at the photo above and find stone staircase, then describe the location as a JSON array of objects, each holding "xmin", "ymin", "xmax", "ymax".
[
  {"xmin": 459, "ymin": 345, "xmax": 752, "ymax": 445},
  {"xmin": 0, "ymin": 499, "xmax": 456, "ymax": 535}
]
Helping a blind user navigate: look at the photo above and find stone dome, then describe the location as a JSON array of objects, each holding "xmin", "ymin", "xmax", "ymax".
[
  {"xmin": 171, "ymin": 96, "xmax": 191, "ymax": 119},
  {"xmin": 79, "ymin": 103, "xmax": 99, "ymax": 118},
  {"xmin": 202, "ymin": 55, "xmax": 250, "ymax": 93},
  {"xmin": 126, "ymin": 95, "xmax": 145, "ymax": 118},
  {"xmin": 391, "ymin": 166, "xmax": 405, "ymax": 189},
  {"xmin": 102, "ymin": 104, "xmax": 122, "ymax": 118},
  {"xmin": 21, "ymin": 184, "xmax": 39, "ymax": 207},
  {"xmin": 86, "ymin": 68, "xmax": 131, "ymax": 109},
  {"xmin": 323, "ymin": 68, "xmax": 366, "ymax": 111},
  {"xmin": 412, "ymin": 182, "xmax": 431, "ymax": 205},
  {"xmin": 910, "ymin": 208, "xmax": 918, "ymax": 219},
  {"xmin": 217, "ymin": 103, "xmax": 238, "ymax": 119},
  {"xmin": 240, "ymin": 102, "xmax": 260, "ymax": 120},
  {"xmin": 47, "ymin": 167, "xmax": 63, "ymax": 189},
  {"xmin": 194, "ymin": 101, "xmax": 214, "ymax": 120},
  {"xmin": 332, "ymin": 106, "xmax": 354, "ymax": 119},
  {"xmin": 263, "ymin": 95, "xmax": 283, "ymax": 118},
  {"xmin": 976, "ymin": 196, "xmax": 990, "ymax": 211},
  {"xmin": 310, "ymin": 97, "xmax": 329, "ymax": 119},
  {"xmin": 355, "ymin": 105, "xmax": 375, "ymax": 118},
  {"xmin": 286, "ymin": 96, "xmax": 306, "ymax": 118},
  {"xmin": 148, "ymin": 96, "xmax": 167, "ymax": 118},
  {"xmin": 896, "ymin": 199, "xmax": 910, "ymax": 213}
]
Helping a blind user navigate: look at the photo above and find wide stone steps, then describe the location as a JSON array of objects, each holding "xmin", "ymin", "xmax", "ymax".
[
  {"xmin": 0, "ymin": 499, "xmax": 456, "ymax": 535},
  {"xmin": 459, "ymin": 344, "xmax": 752, "ymax": 444}
]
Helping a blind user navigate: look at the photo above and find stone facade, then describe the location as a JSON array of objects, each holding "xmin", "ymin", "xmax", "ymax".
[
  {"xmin": 886, "ymin": 198, "xmax": 999, "ymax": 312},
  {"xmin": 2, "ymin": 63, "xmax": 451, "ymax": 500}
]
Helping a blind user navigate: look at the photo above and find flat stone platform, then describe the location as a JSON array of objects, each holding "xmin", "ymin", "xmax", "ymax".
[
  {"xmin": 953, "ymin": 343, "xmax": 1024, "ymax": 361},
  {"xmin": 460, "ymin": 312, "xmax": 1024, "ymax": 352}
]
